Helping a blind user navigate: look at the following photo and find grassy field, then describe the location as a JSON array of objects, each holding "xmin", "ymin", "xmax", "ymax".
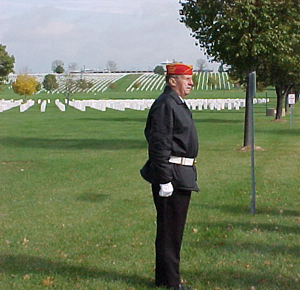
[{"xmin": 0, "ymin": 88, "xmax": 299, "ymax": 290}]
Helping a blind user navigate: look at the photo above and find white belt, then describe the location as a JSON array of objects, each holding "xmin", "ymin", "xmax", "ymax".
[{"xmin": 169, "ymin": 156, "xmax": 196, "ymax": 166}]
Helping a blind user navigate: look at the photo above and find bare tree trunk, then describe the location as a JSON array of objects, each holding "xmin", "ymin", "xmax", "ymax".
[
  {"xmin": 275, "ymin": 85, "xmax": 284, "ymax": 119},
  {"xmin": 275, "ymin": 84, "xmax": 291, "ymax": 119}
]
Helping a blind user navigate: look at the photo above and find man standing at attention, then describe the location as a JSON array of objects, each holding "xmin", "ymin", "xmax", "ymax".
[{"xmin": 140, "ymin": 63, "xmax": 199, "ymax": 290}]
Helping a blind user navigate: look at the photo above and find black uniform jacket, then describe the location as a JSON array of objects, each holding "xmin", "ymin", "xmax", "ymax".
[{"xmin": 140, "ymin": 85, "xmax": 199, "ymax": 191}]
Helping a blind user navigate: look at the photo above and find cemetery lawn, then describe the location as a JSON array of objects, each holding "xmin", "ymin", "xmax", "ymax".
[{"xmin": 0, "ymin": 99, "xmax": 299, "ymax": 290}]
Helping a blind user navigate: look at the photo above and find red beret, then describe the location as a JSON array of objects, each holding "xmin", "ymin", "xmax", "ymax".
[{"xmin": 166, "ymin": 63, "xmax": 193, "ymax": 76}]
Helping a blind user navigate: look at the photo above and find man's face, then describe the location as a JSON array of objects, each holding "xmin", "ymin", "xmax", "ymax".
[{"xmin": 171, "ymin": 75, "xmax": 194, "ymax": 98}]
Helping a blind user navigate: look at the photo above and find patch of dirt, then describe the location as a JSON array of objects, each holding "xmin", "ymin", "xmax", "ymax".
[
  {"xmin": 271, "ymin": 119, "xmax": 287, "ymax": 123},
  {"xmin": 235, "ymin": 146, "xmax": 265, "ymax": 152}
]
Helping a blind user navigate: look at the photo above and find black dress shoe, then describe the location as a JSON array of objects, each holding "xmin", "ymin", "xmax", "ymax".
[{"xmin": 179, "ymin": 284, "xmax": 191, "ymax": 290}]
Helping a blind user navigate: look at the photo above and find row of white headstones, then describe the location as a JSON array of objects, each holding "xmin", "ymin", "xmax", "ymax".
[{"xmin": 0, "ymin": 98, "xmax": 268, "ymax": 113}]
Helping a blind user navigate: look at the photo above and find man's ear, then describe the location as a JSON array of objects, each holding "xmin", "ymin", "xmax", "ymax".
[{"xmin": 168, "ymin": 77, "xmax": 177, "ymax": 87}]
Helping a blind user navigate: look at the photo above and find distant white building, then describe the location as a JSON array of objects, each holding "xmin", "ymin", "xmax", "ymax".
[{"xmin": 159, "ymin": 59, "xmax": 179, "ymax": 69}]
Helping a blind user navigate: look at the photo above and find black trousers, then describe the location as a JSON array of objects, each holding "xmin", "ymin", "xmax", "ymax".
[{"xmin": 152, "ymin": 184, "xmax": 191, "ymax": 290}]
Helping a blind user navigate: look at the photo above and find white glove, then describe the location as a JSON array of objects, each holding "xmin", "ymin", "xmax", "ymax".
[{"xmin": 159, "ymin": 182, "xmax": 173, "ymax": 197}]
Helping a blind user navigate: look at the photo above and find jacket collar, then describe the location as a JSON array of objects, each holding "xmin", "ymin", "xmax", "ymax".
[{"xmin": 164, "ymin": 85, "xmax": 185, "ymax": 105}]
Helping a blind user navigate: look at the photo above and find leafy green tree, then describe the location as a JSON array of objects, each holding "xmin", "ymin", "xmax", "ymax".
[
  {"xmin": 108, "ymin": 83, "xmax": 117, "ymax": 90},
  {"xmin": 154, "ymin": 65, "xmax": 165, "ymax": 75},
  {"xmin": 180, "ymin": 0, "xmax": 300, "ymax": 145},
  {"xmin": 43, "ymin": 74, "xmax": 59, "ymax": 92},
  {"xmin": 207, "ymin": 74, "xmax": 218, "ymax": 90},
  {"xmin": 52, "ymin": 60, "xmax": 65, "ymax": 74},
  {"xmin": 12, "ymin": 74, "xmax": 39, "ymax": 100},
  {"xmin": 260, "ymin": 31, "xmax": 300, "ymax": 118},
  {"xmin": 35, "ymin": 82, "xmax": 42, "ymax": 92},
  {"xmin": 55, "ymin": 65, "xmax": 64, "ymax": 74},
  {"xmin": 77, "ymin": 78, "xmax": 93, "ymax": 91},
  {"xmin": 133, "ymin": 81, "xmax": 141, "ymax": 89},
  {"xmin": 192, "ymin": 73, "xmax": 199, "ymax": 88},
  {"xmin": 61, "ymin": 75, "xmax": 77, "ymax": 105},
  {"xmin": 0, "ymin": 44, "xmax": 15, "ymax": 83},
  {"xmin": 59, "ymin": 75, "xmax": 93, "ymax": 105}
]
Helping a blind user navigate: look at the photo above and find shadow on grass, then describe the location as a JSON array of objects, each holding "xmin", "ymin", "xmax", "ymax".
[
  {"xmin": 194, "ymin": 203, "xmax": 300, "ymax": 217},
  {"xmin": 258, "ymin": 207, "xmax": 300, "ymax": 217},
  {"xmin": 256, "ymin": 128, "xmax": 300, "ymax": 136},
  {"xmin": 193, "ymin": 118, "xmax": 244, "ymax": 124},
  {"xmin": 77, "ymin": 117, "xmax": 146, "ymax": 123},
  {"xmin": 77, "ymin": 192, "xmax": 109, "ymax": 202},
  {"xmin": 0, "ymin": 137, "xmax": 147, "ymax": 150},
  {"xmin": 187, "ymin": 221, "xmax": 299, "ymax": 289},
  {"xmin": 185, "ymin": 267, "xmax": 299, "ymax": 290},
  {"xmin": 0, "ymin": 254, "xmax": 153, "ymax": 288},
  {"xmin": 194, "ymin": 219, "xmax": 300, "ymax": 236}
]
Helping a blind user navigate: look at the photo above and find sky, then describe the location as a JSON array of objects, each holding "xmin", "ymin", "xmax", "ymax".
[{"xmin": 0, "ymin": 0, "xmax": 219, "ymax": 73}]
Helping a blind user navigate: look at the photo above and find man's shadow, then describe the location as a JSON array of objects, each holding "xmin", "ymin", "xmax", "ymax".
[{"xmin": 0, "ymin": 254, "xmax": 153, "ymax": 288}]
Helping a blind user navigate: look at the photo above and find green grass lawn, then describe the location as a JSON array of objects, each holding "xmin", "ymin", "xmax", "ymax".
[{"xmin": 0, "ymin": 91, "xmax": 299, "ymax": 289}]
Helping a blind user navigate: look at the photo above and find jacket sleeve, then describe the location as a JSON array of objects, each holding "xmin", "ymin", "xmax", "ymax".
[{"xmin": 148, "ymin": 101, "xmax": 173, "ymax": 184}]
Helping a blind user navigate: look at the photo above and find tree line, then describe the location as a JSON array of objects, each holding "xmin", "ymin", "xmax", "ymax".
[
  {"xmin": 51, "ymin": 60, "xmax": 118, "ymax": 74},
  {"xmin": 10, "ymin": 73, "xmax": 93, "ymax": 103}
]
